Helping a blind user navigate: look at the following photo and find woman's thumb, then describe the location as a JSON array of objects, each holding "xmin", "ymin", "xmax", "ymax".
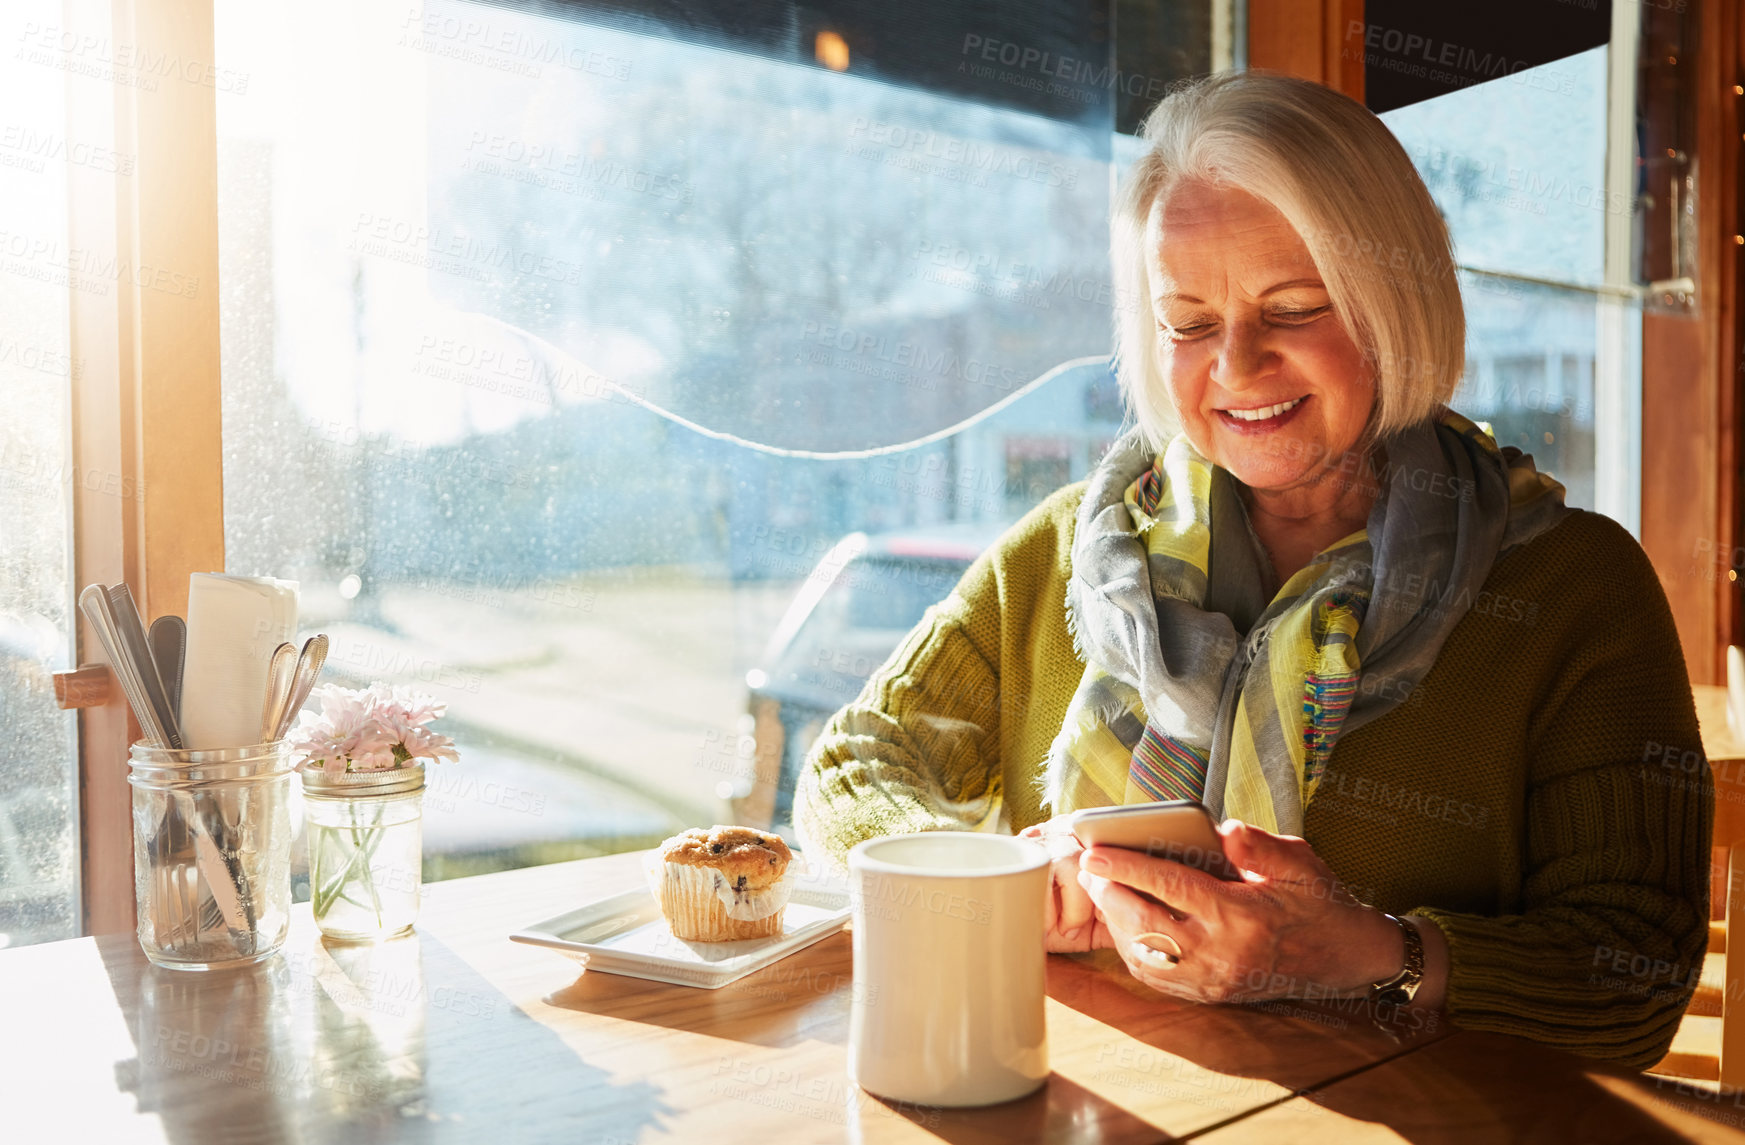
[{"xmin": 1219, "ymin": 818, "xmax": 1300, "ymax": 877}]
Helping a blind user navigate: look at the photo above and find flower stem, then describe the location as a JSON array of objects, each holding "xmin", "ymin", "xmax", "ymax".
[{"xmin": 311, "ymin": 800, "xmax": 389, "ymax": 932}]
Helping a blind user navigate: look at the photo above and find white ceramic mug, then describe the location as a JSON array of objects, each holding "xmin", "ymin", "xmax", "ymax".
[{"xmin": 846, "ymin": 831, "xmax": 1050, "ymax": 1107}]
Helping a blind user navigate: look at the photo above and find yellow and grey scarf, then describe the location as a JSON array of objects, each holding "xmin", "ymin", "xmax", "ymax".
[{"xmin": 1043, "ymin": 410, "xmax": 1571, "ymax": 834}]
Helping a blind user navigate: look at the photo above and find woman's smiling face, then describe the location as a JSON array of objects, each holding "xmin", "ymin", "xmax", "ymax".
[{"xmin": 1147, "ymin": 180, "xmax": 1376, "ymax": 494}]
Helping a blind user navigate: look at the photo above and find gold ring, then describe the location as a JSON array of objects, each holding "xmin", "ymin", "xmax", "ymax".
[{"xmin": 1130, "ymin": 931, "xmax": 1183, "ymax": 963}]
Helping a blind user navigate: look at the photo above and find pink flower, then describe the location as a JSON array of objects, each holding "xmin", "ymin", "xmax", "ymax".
[
  {"xmin": 366, "ymin": 682, "xmax": 447, "ymax": 742},
  {"xmin": 287, "ymin": 682, "xmax": 459, "ymax": 772},
  {"xmin": 288, "ymin": 702, "xmax": 395, "ymax": 772},
  {"xmin": 397, "ymin": 724, "xmax": 460, "ymax": 765}
]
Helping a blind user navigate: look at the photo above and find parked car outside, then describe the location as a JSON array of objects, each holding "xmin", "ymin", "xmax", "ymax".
[{"xmin": 736, "ymin": 522, "xmax": 1007, "ymax": 836}]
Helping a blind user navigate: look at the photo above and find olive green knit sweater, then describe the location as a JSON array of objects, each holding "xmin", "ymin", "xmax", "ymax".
[{"xmin": 795, "ymin": 483, "xmax": 1713, "ymax": 1069}]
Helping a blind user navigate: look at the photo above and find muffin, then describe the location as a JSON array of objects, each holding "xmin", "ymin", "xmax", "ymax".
[{"xmin": 650, "ymin": 825, "xmax": 794, "ymax": 941}]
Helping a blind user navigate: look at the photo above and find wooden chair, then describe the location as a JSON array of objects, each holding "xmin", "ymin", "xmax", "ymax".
[{"xmin": 1648, "ymin": 683, "xmax": 1745, "ymax": 1086}]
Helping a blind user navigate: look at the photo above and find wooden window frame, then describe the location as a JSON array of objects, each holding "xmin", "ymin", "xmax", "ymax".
[
  {"xmin": 1248, "ymin": 0, "xmax": 1366, "ymax": 100},
  {"xmin": 63, "ymin": 0, "xmax": 224, "ymax": 935}
]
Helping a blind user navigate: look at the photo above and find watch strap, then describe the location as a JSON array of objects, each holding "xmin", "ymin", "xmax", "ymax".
[{"xmin": 1368, "ymin": 912, "xmax": 1425, "ymax": 1007}]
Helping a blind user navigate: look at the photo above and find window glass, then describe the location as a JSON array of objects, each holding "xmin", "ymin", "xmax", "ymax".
[
  {"xmin": 1455, "ymin": 277, "xmax": 1598, "ymax": 510},
  {"xmin": 1381, "ymin": 47, "xmax": 1625, "ymax": 516},
  {"xmin": 0, "ymin": 0, "xmax": 81, "ymax": 948},
  {"xmin": 1380, "ymin": 49, "xmax": 1609, "ymax": 288},
  {"xmin": 215, "ymin": 0, "xmax": 1136, "ymax": 863},
  {"xmin": 217, "ymin": 3, "xmax": 1625, "ymax": 873}
]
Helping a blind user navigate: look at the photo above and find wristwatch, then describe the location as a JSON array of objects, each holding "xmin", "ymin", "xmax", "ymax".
[{"xmin": 1367, "ymin": 913, "xmax": 1425, "ymax": 1007}]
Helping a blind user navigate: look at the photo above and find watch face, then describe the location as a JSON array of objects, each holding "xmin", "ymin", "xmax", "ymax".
[{"xmin": 1374, "ymin": 987, "xmax": 1410, "ymax": 1008}]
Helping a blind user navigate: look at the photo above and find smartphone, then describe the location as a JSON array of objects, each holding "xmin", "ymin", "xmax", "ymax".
[{"xmin": 1069, "ymin": 800, "xmax": 1243, "ymax": 882}]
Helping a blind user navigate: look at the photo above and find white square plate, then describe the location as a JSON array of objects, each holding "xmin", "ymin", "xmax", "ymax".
[{"xmin": 509, "ymin": 864, "xmax": 851, "ymax": 989}]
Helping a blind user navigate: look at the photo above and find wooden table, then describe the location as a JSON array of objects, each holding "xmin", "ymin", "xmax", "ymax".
[{"xmin": 5, "ymin": 853, "xmax": 1745, "ymax": 1143}]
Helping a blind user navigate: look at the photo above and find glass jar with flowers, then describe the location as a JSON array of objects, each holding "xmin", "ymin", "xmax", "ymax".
[{"xmin": 288, "ymin": 683, "xmax": 458, "ymax": 941}]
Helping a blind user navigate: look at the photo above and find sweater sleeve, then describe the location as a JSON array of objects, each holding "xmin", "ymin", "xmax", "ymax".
[
  {"xmin": 793, "ymin": 586, "xmax": 1005, "ymax": 872},
  {"xmin": 793, "ymin": 485, "xmax": 1087, "ymax": 869},
  {"xmin": 1410, "ymin": 520, "xmax": 1714, "ymax": 1069}
]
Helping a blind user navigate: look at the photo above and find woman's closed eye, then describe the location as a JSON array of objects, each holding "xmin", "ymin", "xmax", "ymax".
[
  {"xmin": 1270, "ymin": 304, "xmax": 1331, "ymax": 324},
  {"xmin": 1156, "ymin": 305, "xmax": 1332, "ymax": 341},
  {"xmin": 1158, "ymin": 321, "xmax": 1212, "ymax": 341}
]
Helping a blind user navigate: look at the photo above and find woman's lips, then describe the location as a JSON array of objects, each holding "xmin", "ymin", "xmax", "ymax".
[{"xmin": 1215, "ymin": 395, "xmax": 1309, "ymax": 434}]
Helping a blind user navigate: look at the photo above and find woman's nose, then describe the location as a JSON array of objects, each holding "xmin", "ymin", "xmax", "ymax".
[{"xmin": 1211, "ymin": 322, "xmax": 1277, "ymax": 389}]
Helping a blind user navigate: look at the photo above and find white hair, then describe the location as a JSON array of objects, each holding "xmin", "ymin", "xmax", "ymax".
[{"xmin": 1111, "ymin": 71, "xmax": 1465, "ymax": 450}]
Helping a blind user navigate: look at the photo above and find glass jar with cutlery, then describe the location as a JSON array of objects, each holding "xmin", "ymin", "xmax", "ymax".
[
  {"xmin": 81, "ymin": 571, "xmax": 320, "ymax": 968},
  {"xmin": 128, "ymin": 741, "xmax": 296, "ymax": 970}
]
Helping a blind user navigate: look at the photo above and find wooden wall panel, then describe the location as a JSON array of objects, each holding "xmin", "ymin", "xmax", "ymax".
[
  {"xmin": 1642, "ymin": 311, "xmax": 1719, "ymax": 682},
  {"xmin": 1718, "ymin": 0, "xmax": 1743, "ymax": 675},
  {"xmin": 1639, "ymin": 0, "xmax": 1741, "ymax": 686}
]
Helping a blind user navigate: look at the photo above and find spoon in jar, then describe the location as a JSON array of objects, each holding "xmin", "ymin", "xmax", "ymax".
[
  {"xmin": 259, "ymin": 641, "xmax": 297, "ymax": 744},
  {"xmin": 271, "ymin": 634, "xmax": 329, "ymax": 741}
]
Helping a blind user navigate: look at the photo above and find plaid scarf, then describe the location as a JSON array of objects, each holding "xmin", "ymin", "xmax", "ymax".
[{"xmin": 1042, "ymin": 410, "xmax": 1571, "ymax": 835}]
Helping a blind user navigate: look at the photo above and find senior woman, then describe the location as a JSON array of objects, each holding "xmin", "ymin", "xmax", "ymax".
[{"xmin": 795, "ymin": 71, "xmax": 1712, "ymax": 1068}]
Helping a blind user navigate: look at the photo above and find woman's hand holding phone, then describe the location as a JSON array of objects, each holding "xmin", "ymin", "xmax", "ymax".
[
  {"xmin": 1024, "ymin": 805, "xmax": 1443, "ymax": 1012},
  {"xmin": 1019, "ymin": 815, "xmax": 1114, "ymax": 953},
  {"xmin": 1074, "ymin": 818, "xmax": 1426, "ymax": 1006}
]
